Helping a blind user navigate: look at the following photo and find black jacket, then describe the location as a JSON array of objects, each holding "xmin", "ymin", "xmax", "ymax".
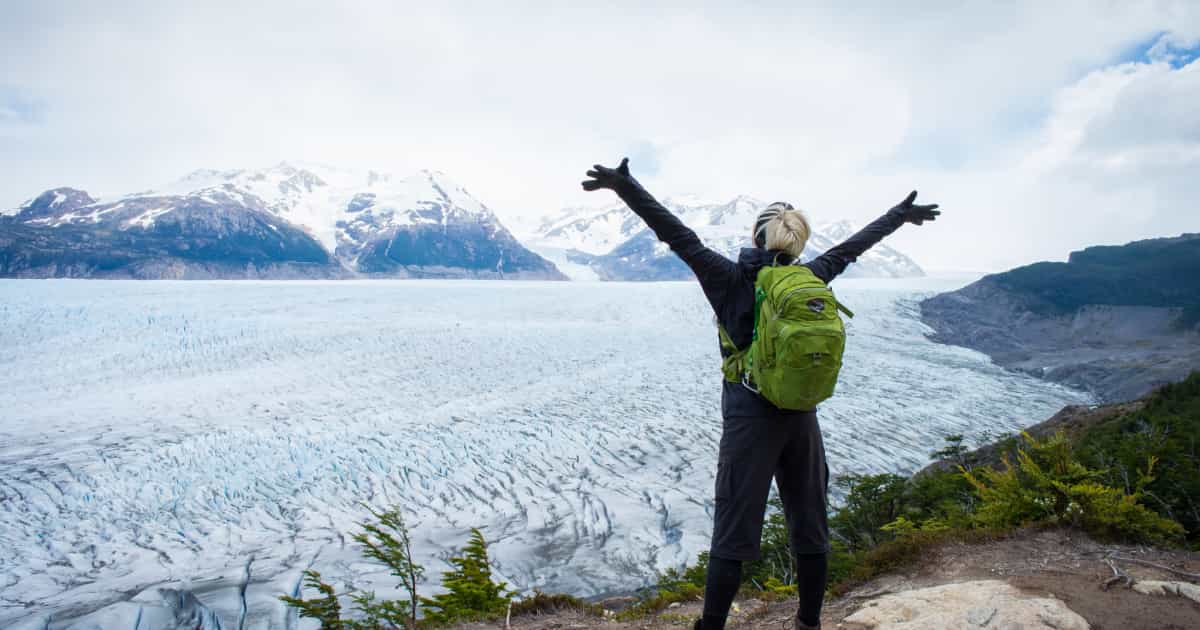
[{"xmin": 614, "ymin": 180, "xmax": 908, "ymax": 418}]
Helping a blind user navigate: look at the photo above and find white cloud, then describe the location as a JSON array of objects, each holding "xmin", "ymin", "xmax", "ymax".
[{"xmin": 1, "ymin": 1, "xmax": 1198, "ymax": 270}]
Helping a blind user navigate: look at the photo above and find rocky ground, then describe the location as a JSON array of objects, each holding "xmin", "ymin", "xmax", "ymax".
[{"xmin": 457, "ymin": 529, "xmax": 1200, "ymax": 630}]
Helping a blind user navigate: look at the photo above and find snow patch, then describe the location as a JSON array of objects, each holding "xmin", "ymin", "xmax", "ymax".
[{"xmin": 127, "ymin": 206, "xmax": 174, "ymax": 229}]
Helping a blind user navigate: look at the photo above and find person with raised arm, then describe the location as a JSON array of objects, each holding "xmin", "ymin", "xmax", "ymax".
[{"xmin": 582, "ymin": 158, "xmax": 940, "ymax": 630}]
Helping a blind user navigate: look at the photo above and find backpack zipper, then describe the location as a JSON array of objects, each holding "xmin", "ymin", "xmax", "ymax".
[
  {"xmin": 775, "ymin": 287, "xmax": 833, "ymax": 316},
  {"xmin": 776, "ymin": 287, "xmax": 855, "ymax": 319}
]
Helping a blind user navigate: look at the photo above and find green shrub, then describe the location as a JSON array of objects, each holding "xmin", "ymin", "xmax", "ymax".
[
  {"xmin": 964, "ymin": 431, "xmax": 1184, "ymax": 545},
  {"xmin": 280, "ymin": 507, "xmax": 424, "ymax": 629},
  {"xmin": 828, "ymin": 473, "xmax": 909, "ymax": 550},
  {"xmin": 760, "ymin": 576, "xmax": 797, "ymax": 596},
  {"xmin": 419, "ymin": 528, "xmax": 516, "ymax": 624},
  {"xmin": 1076, "ymin": 372, "xmax": 1200, "ymax": 542},
  {"xmin": 824, "ymin": 539, "xmax": 858, "ymax": 587},
  {"xmin": 614, "ymin": 582, "xmax": 704, "ymax": 620},
  {"xmin": 828, "ymin": 461, "xmax": 973, "ymax": 556},
  {"xmin": 509, "ymin": 591, "xmax": 603, "ymax": 617},
  {"xmin": 280, "ymin": 570, "xmax": 349, "ymax": 629},
  {"xmin": 281, "ymin": 512, "xmax": 520, "ymax": 629},
  {"xmin": 929, "ymin": 434, "xmax": 969, "ymax": 466}
]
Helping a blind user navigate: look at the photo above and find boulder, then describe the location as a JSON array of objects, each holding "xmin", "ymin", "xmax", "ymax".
[
  {"xmin": 844, "ymin": 579, "xmax": 1088, "ymax": 629},
  {"xmin": 1133, "ymin": 580, "xmax": 1200, "ymax": 605}
]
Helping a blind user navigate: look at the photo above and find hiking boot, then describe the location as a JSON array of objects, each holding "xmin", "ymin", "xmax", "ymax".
[{"xmin": 794, "ymin": 616, "xmax": 820, "ymax": 630}]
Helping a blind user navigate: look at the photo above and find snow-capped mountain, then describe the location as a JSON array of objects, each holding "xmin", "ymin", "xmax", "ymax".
[
  {"xmin": 528, "ymin": 196, "xmax": 924, "ymax": 280},
  {"xmin": 0, "ymin": 163, "xmax": 565, "ymax": 280},
  {"xmin": 534, "ymin": 201, "xmax": 647, "ymax": 256},
  {"xmin": 817, "ymin": 219, "xmax": 924, "ymax": 277}
]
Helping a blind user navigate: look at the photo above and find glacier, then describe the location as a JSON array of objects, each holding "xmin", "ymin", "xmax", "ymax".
[{"xmin": 0, "ymin": 277, "xmax": 1091, "ymax": 628}]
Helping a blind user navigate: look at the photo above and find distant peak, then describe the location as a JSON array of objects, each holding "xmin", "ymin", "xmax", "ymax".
[
  {"xmin": 15, "ymin": 187, "xmax": 97, "ymax": 217},
  {"xmin": 415, "ymin": 169, "xmax": 471, "ymax": 196},
  {"xmin": 727, "ymin": 194, "xmax": 767, "ymax": 210},
  {"xmin": 417, "ymin": 169, "xmax": 455, "ymax": 187}
]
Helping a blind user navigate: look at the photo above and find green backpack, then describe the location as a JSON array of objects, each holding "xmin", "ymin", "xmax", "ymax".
[{"xmin": 718, "ymin": 263, "xmax": 854, "ymax": 410}]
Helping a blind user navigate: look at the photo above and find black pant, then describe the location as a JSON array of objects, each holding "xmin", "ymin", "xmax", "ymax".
[{"xmin": 710, "ymin": 410, "xmax": 830, "ymax": 560}]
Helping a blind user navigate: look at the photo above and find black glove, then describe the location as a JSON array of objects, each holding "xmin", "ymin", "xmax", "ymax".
[
  {"xmin": 891, "ymin": 191, "xmax": 940, "ymax": 225},
  {"xmin": 581, "ymin": 157, "xmax": 634, "ymax": 192}
]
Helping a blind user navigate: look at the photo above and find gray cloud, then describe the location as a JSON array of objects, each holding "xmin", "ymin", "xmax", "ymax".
[{"xmin": 1, "ymin": 1, "xmax": 1198, "ymax": 270}]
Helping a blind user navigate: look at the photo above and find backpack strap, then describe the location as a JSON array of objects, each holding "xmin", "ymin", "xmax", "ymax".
[{"xmin": 717, "ymin": 325, "xmax": 746, "ymax": 383}]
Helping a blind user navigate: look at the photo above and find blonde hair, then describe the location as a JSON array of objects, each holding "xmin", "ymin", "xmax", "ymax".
[{"xmin": 755, "ymin": 207, "xmax": 810, "ymax": 258}]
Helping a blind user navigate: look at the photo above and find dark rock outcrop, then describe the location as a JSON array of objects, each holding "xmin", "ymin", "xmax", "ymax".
[{"xmin": 354, "ymin": 221, "xmax": 564, "ymax": 279}]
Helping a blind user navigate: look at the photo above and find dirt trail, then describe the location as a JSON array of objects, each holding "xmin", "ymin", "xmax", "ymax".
[
  {"xmin": 824, "ymin": 528, "xmax": 1200, "ymax": 629},
  {"xmin": 456, "ymin": 529, "xmax": 1200, "ymax": 630}
]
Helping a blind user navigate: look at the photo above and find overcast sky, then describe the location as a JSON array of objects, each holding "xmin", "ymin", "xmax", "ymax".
[{"xmin": 2, "ymin": 1, "xmax": 1198, "ymax": 271}]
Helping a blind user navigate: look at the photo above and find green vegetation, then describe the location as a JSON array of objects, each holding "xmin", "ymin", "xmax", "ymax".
[
  {"xmin": 1076, "ymin": 373, "xmax": 1200, "ymax": 543},
  {"xmin": 508, "ymin": 591, "xmax": 602, "ymax": 617},
  {"xmin": 281, "ymin": 513, "xmax": 517, "ymax": 629},
  {"xmin": 964, "ymin": 432, "xmax": 1182, "ymax": 545},
  {"xmin": 987, "ymin": 233, "xmax": 1200, "ymax": 326},
  {"xmin": 419, "ymin": 528, "xmax": 516, "ymax": 624},
  {"xmin": 280, "ymin": 507, "xmax": 424, "ymax": 629}
]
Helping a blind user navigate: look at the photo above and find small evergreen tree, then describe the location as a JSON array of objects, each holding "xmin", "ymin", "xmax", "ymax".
[
  {"xmin": 280, "ymin": 506, "xmax": 424, "ymax": 629},
  {"xmin": 420, "ymin": 528, "xmax": 515, "ymax": 624},
  {"xmin": 280, "ymin": 570, "xmax": 347, "ymax": 629},
  {"xmin": 353, "ymin": 506, "xmax": 425, "ymax": 628},
  {"xmin": 930, "ymin": 434, "xmax": 969, "ymax": 469},
  {"xmin": 828, "ymin": 473, "xmax": 908, "ymax": 549}
]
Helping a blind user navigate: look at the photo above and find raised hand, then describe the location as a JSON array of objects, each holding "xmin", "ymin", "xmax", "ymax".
[
  {"xmin": 891, "ymin": 191, "xmax": 940, "ymax": 225},
  {"xmin": 581, "ymin": 157, "xmax": 633, "ymax": 192}
]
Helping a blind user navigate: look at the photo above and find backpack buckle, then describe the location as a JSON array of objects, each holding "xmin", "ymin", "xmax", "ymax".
[{"xmin": 741, "ymin": 372, "xmax": 760, "ymax": 395}]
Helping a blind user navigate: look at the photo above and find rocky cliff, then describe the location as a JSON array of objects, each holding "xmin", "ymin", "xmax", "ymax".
[{"xmin": 920, "ymin": 233, "xmax": 1200, "ymax": 401}]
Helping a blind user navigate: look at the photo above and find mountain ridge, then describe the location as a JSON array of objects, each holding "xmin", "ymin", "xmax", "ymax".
[
  {"xmin": 2, "ymin": 165, "xmax": 927, "ymax": 281},
  {"xmin": 527, "ymin": 196, "xmax": 924, "ymax": 281},
  {"xmin": 0, "ymin": 163, "xmax": 565, "ymax": 280}
]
